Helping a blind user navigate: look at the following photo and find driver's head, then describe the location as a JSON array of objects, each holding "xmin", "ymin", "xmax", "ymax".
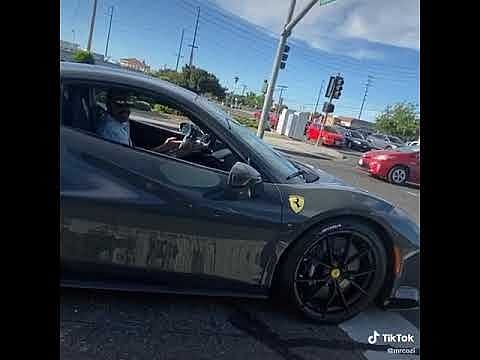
[{"xmin": 106, "ymin": 89, "xmax": 131, "ymax": 123}]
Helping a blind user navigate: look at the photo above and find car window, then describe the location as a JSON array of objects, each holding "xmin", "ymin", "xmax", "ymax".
[
  {"xmin": 350, "ymin": 131, "xmax": 364, "ymax": 139},
  {"xmin": 228, "ymin": 121, "xmax": 304, "ymax": 183},
  {"xmin": 62, "ymin": 83, "xmax": 242, "ymax": 173}
]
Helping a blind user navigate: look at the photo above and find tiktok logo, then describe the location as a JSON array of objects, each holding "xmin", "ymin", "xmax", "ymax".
[{"xmin": 368, "ymin": 331, "xmax": 381, "ymax": 344}]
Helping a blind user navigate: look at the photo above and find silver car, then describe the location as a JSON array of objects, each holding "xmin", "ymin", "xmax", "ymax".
[{"xmin": 366, "ymin": 133, "xmax": 404, "ymax": 150}]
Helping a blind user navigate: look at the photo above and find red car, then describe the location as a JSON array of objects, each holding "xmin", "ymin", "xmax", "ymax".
[
  {"xmin": 358, "ymin": 146, "xmax": 420, "ymax": 185},
  {"xmin": 306, "ymin": 124, "xmax": 345, "ymax": 147}
]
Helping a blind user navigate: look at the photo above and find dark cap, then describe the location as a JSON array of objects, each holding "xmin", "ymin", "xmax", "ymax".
[{"xmin": 106, "ymin": 89, "xmax": 130, "ymax": 103}]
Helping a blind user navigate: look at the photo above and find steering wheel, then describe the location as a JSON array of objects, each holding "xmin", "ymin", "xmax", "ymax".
[{"xmin": 173, "ymin": 122, "xmax": 211, "ymax": 157}]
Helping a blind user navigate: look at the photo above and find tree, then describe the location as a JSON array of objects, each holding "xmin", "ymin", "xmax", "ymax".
[
  {"xmin": 374, "ymin": 102, "xmax": 419, "ymax": 140},
  {"xmin": 154, "ymin": 66, "xmax": 226, "ymax": 100},
  {"xmin": 72, "ymin": 50, "xmax": 95, "ymax": 64}
]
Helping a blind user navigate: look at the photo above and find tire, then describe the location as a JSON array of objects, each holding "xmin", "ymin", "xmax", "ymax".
[
  {"xmin": 387, "ymin": 166, "xmax": 408, "ymax": 185},
  {"xmin": 278, "ymin": 219, "xmax": 387, "ymax": 324},
  {"xmin": 385, "ymin": 145, "xmax": 392, "ymax": 150}
]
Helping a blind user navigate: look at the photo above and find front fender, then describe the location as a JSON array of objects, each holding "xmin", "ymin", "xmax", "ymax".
[{"xmin": 261, "ymin": 184, "xmax": 419, "ymax": 291}]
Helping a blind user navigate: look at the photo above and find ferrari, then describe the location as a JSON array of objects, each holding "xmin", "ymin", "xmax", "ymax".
[{"xmin": 60, "ymin": 62, "xmax": 419, "ymax": 323}]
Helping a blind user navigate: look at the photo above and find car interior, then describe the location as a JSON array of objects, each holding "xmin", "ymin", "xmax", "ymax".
[{"xmin": 61, "ymin": 84, "xmax": 242, "ymax": 173}]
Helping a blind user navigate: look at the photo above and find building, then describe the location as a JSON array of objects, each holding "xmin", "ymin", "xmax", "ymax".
[
  {"xmin": 333, "ymin": 116, "xmax": 375, "ymax": 130},
  {"xmin": 119, "ymin": 58, "xmax": 151, "ymax": 73}
]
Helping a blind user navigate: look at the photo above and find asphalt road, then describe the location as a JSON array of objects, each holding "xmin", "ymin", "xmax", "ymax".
[{"xmin": 61, "ymin": 143, "xmax": 420, "ymax": 360}]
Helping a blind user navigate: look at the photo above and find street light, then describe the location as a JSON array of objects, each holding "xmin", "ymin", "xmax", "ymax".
[{"xmin": 257, "ymin": 0, "xmax": 338, "ymax": 138}]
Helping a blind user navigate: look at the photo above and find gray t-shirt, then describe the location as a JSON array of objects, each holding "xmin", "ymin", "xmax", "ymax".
[{"xmin": 96, "ymin": 114, "xmax": 132, "ymax": 146}]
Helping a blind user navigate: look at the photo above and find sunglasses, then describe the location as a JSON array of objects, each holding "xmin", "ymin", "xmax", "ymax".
[{"xmin": 111, "ymin": 100, "xmax": 132, "ymax": 107}]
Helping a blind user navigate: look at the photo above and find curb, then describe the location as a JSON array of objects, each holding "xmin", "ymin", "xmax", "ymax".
[{"xmin": 274, "ymin": 147, "xmax": 337, "ymax": 161}]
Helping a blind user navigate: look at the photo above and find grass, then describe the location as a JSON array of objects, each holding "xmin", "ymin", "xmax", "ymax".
[{"xmin": 232, "ymin": 114, "xmax": 258, "ymax": 128}]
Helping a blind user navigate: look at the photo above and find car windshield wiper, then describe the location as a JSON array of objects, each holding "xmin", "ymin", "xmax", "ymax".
[{"xmin": 286, "ymin": 169, "xmax": 307, "ymax": 181}]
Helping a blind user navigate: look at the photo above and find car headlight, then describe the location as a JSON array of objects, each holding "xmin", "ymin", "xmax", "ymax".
[
  {"xmin": 376, "ymin": 155, "xmax": 391, "ymax": 160},
  {"xmin": 353, "ymin": 140, "xmax": 361, "ymax": 144}
]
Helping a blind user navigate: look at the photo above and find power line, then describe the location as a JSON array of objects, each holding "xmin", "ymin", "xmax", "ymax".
[
  {"xmin": 178, "ymin": 1, "xmax": 418, "ymax": 82},
  {"xmin": 179, "ymin": 0, "xmax": 419, "ymax": 75}
]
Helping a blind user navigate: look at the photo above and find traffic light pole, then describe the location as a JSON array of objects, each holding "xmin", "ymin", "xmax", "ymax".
[
  {"xmin": 257, "ymin": 0, "xmax": 331, "ymax": 138},
  {"xmin": 316, "ymin": 73, "xmax": 338, "ymax": 146},
  {"xmin": 256, "ymin": 0, "xmax": 296, "ymax": 138}
]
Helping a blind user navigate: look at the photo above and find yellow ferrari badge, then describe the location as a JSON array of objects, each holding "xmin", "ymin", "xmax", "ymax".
[{"xmin": 288, "ymin": 195, "xmax": 305, "ymax": 214}]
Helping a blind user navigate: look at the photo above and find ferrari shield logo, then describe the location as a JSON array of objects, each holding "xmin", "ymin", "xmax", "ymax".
[{"xmin": 288, "ymin": 195, "xmax": 305, "ymax": 214}]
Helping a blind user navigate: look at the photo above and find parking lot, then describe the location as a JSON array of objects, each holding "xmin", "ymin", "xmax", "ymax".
[{"xmin": 61, "ymin": 146, "xmax": 420, "ymax": 360}]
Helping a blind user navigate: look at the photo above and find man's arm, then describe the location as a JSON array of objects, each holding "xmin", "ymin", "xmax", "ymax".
[{"xmin": 150, "ymin": 137, "xmax": 193, "ymax": 157}]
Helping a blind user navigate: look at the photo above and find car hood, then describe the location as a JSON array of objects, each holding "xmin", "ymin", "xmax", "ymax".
[{"xmin": 364, "ymin": 149, "xmax": 403, "ymax": 157}]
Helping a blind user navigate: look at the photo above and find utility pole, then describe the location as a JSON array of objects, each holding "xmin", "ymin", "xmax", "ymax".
[
  {"xmin": 86, "ymin": 0, "xmax": 98, "ymax": 52},
  {"xmin": 311, "ymin": 80, "xmax": 325, "ymax": 121},
  {"xmin": 104, "ymin": 6, "xmax": 114, "ymax": 58},
  {"xmin": 175, "ymin": 29, "xmax": 185, "ymax": 71},
  {"xmin": 276, "ymin": 85, "xmax": 288, "ymax": 117},
  {"xmin": 188, "ymin": 7, "xmax": 201, "ymax": 68},
  {"xmin": 72, "ymin": 29, "xmax": 75, "ymax": 44},
  {"xmin": 257, "ymin": 0, "xmax": 335, "ymax": 138},
  {"xmin": 358, "ymin": 75, "xmax": 374, "ymax": 120}
]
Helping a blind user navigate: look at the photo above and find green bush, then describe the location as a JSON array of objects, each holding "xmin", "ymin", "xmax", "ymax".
[{"xmin": 72, "ymin": 50, "xmax": 95, "ymax": 64}]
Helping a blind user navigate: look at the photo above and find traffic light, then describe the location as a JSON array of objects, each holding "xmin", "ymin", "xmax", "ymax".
[
  {"xmin": 322, "ymin": 102, "xmax": 335, "ymax": 113},
  {"xmin": 280, "ymin": 44, "xmax": 290, "ymax": 69},
  {"xmin": 261, "ymin": 79, "xmax": 268, "ymax": 94},
  {"xmin": 332, "ymin": 76, "xmax": 344, "ymax": 99},
  {"xmin": 325, "ymin": 76, "xmax": 335, "ymax": 98}
]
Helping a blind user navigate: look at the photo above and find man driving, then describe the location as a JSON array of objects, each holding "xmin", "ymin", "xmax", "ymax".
[{"xmin": 97, "ymin": 89, "xmax": 192, "ymax": 155}]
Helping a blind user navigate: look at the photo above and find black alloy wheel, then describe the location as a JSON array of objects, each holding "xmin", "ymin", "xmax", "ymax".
[{"xmin": 279, "ymin": 219, "xmax": 387, "ymax": 324}]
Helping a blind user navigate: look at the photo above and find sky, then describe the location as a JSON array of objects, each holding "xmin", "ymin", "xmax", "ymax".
[{"xmin": 60, "ymin": 0, "xmax": 419, "ymax": 122}]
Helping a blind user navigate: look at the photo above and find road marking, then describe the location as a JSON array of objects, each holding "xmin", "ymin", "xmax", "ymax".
[
  {"xmin": 339, "ymin": 308, "xmax": 420, "ymax": 360},
  {"xmin": 405, "ymin": 191, "xmax": 419, "ymax": 197}
]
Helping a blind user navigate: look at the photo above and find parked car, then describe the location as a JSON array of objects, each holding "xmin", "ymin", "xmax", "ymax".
[
  {"xmin": 306, "ymin": 124, "xmax": 345, "ymax": 147},
  {"xmin": 344, "ymin": 129, "xmax": 372, "ymax": 152},
  {"xmin": 366, "ymin": 133, "xmax": 405, "ymax": 150},
  {"xmin": 358, "ymin": 146, "xmax": 420, "ymax": 185},
  {"xmin": 60, "ymin": 62, "xmax": 419, "ymax": 324},
  {"xmin": 407, "ymin": 140, "xmax": 420, "ymax": 147}
]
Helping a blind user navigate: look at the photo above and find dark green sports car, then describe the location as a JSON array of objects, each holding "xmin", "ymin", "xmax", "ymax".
[{"xmin": 60, "ymin": 62, "xmax": 419, "ymax": 324}]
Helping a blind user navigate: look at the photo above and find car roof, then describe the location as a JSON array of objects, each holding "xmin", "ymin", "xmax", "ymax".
[{"xmin": 60, "ymin": 62, "xmax": 198, "ymax": 103}]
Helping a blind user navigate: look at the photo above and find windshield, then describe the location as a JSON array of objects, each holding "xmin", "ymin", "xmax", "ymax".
[
  {"xmin": 196, "ymin": 97, "xmax": 303, "ymax": 183},
  {"xmin": 388, "ymin": 136, "xmax": 403, "ymax": 144},
  {"xmin": 350, "ymin": 131, "xmax": 364, "ymax": 139}
]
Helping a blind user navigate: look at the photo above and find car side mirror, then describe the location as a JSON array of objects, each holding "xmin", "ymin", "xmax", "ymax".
[{"xmin": 227, "ymin": 162, "xmax": 263, "ymax": 199}]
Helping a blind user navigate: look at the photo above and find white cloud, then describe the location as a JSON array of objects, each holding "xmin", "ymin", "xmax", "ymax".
[{"xmin": 212, "ymin": 0, "xmax": 419, "ymax": 57}]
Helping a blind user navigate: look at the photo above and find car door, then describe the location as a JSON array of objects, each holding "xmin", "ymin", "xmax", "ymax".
[{"xmin": 60, "ymin": 88, "xmax": 283, "ymax": 295}]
